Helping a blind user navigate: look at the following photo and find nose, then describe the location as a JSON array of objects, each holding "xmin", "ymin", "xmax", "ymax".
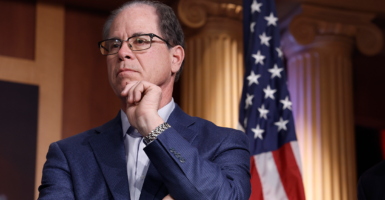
[{"xmin": 117, "ymin": 41, "xmax": 135, "ymax": 61}]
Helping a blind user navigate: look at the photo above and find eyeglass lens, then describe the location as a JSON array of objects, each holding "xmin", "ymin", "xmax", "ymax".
[{"xmin": 99, "ymin": 35, "xmax": 152, "ymax": 55}]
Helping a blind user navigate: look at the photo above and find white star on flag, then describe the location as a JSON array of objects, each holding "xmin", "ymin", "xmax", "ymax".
[
  {"xmin": 245, "ymin": 93, "xmax": 254, "ymax": 109},
  {"xmin": 259, "ymin": 32, "xmax": 271, "ymax": 46},
  {"xmin": 268, "ymin": 64, "xmax": 284, "ymax": 78},
  {"xmin": 264, "ymin": 12, "xmax": 278, "ymax": 26},
  {"xmin": 280, "ymin": 96, "xmax": 292, "ymax": 110},
  {"xmin": 252, "ymin": 50, "xmax": 265, "ymax": 65},
  {"xmin": 263, "ymin": 85, "xmax": 276, "ymax": 99},
  {"xmin": 276, "ymin": 47, "xmax": 283, "ymax": 58},
  {"xmin": 247, "ymin": 71, "xmax": 261, "ymax": 86},
  {"xmin": 240, "ymin": 0, "xmax": 306, "ymax": 198},
  {"xmin": 252, "ymin": 125, "xmax": 264, "ymax": 139},
  {"xmin": 250, "ymin": 22, "xmax": 256, "ymax": 33},
  {"xmin": 258, "ymin": 104, "xmax": 269, "ymax": 119},
  {"xmin": 275, "ymin": 117, "xmax": 289, "ymax": 132},
  {"xmin": 251, "ymin": 0, "xmax": 262, "ymax": 13}
]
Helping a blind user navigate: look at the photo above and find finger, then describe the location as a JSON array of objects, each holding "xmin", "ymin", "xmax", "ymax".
[
  {"xmin": 121, "ymin": 81, "xmax": 138, "ymax": 97},
  {"xmin": 130, "ymin": 81, "xmax": 139, "ymax": 103},
  {"xmin": 127, "ymin": 81, "xmax": 141, "ymax": 104},
  {"xmin": 162, "ymin": 194, "xmax": 174, "ymax": 200},
  {"xmin": 134, "ymin": 83, "xmax": 143, "ymax": 103},
  {"xmin": 132, "ymin": 81, "xmax": 151, "ymax": 103}
]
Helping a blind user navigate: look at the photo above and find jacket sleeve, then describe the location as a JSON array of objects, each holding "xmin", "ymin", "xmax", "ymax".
[
  {"xmin": 38, "ymin": 142, "xmax": 75, "ymax": 200},
  {"xmin": 144, "ymin": 127, "xmax": 251, "ymax": 200}
]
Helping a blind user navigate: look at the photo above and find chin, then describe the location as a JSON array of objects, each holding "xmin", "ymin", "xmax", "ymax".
[{"xmin": 108, "ymin": 81, "xmax": 123, "ymax": 98}]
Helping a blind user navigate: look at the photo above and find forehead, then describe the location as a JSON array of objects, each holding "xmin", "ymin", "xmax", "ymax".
[{"xmin": 109, "ymin": 4, "xmax": 160, "ymax": 38}]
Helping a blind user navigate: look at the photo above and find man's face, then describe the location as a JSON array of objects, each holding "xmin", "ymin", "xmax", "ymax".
[{"xmin": 107, "ymin": 4, "xmax": 175, "ymax": 98}]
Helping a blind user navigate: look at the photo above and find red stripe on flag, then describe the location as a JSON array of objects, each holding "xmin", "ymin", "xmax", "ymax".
[
  {"xmin": 250, "ymin": 156, "xmax": 264, "ymax": 200},
  {"xmin": 272, "ymin": 143, "xmax": 306, "ymax": 200}
]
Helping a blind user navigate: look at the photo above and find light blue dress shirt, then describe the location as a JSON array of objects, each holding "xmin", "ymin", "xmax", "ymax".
[{"xmin": 120, "ymin": 98, "xmax": 175, "ymax": 200}]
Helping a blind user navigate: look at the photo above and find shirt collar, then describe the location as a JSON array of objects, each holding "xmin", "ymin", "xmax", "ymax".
[{"xmin": 121, "ymin": 98, "xmax": 175, "ymax": 137}]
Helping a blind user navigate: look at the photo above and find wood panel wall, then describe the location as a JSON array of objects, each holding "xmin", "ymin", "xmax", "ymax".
[
  {"xmin": 0, "ymin": 1, "xmax": 65, "ymax": 199},
  {"xmin": 0, "ymin": 0, "xmax": 36, "ymax": 60},
  {"xmin": 62, "ymin": 7, "xmax": 120, "ymax": 139}
]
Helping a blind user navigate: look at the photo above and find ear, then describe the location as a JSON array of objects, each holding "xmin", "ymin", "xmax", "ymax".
[{"xmin": 170, "ymin": 45, "xmax": 185, "ymax": 74}]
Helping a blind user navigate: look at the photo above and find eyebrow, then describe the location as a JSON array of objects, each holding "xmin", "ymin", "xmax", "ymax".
[
  {"xmin": 107, "ymin": 32, "xmax": 147, "ymax": 40},
  {"xmin": 130, "ymin": 32, "xmax": 146, "ymax": 37},
  {"xmin": 107, "ymin": 37, "xmax": 120, "ymax": 40}
]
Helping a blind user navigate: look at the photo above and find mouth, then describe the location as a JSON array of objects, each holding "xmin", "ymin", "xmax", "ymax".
[{"xmin": 116, "ymin": 69, "xmax": 137, "ymax": 77}]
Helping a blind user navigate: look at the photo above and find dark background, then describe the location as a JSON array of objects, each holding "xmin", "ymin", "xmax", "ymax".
[{"xmin": 0, "ymin": 81, "xmax": 38, "ymax": 200}]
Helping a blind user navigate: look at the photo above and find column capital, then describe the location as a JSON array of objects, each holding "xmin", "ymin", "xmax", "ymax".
[
  {"xmin": 177, "ymin": 0, "xmax": 242, "ymax": 29},
  {"xmin": 283, "ymin": 4, "xmax": 383, "ymax": 56}
]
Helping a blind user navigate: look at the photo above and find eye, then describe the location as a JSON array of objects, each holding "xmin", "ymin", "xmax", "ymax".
[
  {"xmin": 110, "ymin": 39, "xmax": 121, "ymax": 49},
  {"xmin": 133, "ymin": 37, "xmax": 150, "ymax": 46},
  {"xmin": 137, "ymin": 38, "xmax": 145, "ymax": 44}
]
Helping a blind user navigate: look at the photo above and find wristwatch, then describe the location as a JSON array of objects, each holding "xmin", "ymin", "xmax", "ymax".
[{"xmin": 143, "ymin": 122, "xmax": 171, "ymax": 145}]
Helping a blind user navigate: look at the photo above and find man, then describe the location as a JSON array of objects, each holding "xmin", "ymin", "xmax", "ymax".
[
  {"xmin": 38, "ymin": 1, "xmax": 251, "ymax": 200},
  {"xmin": 358, "ymin": 160, "xmax": 385, "ymax": 200}
]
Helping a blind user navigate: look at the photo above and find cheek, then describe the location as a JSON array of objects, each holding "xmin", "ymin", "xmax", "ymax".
[
  {"xmin": 106, "ymin": 58, "xmax": 116, "ymax": 79},
  {"xmin": 107, "ymin": 65, "xmax": 114, "ymax": 81},
  {"xmin": 151, "ymin": 53, "xmax": 172, "ymax": 73},
  {"xmin": 149, "ymin": 61, "xmax": 168, "ymax": 79}
]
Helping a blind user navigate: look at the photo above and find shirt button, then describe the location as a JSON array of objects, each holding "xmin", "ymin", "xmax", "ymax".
[{"xmin": 180, "ymin": 158, "xmax": 185, "ymax": 163}]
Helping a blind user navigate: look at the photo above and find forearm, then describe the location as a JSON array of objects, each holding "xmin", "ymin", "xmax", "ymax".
[{"xmin": 144, "ymin": 128, "xmax": 251, "ymax": 200}]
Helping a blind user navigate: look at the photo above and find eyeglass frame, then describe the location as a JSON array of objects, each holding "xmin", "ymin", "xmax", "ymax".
[{"xmin": 98, "ymin": 33, "xmax": 173, "ymax": 56}]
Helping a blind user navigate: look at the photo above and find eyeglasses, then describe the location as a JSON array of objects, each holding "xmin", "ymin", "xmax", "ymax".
[{"xmin": 98, "ymin": 33, "xmax": 172, "ymax": 56}]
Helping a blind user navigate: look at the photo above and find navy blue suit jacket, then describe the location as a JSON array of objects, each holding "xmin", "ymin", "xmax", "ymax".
[
  {"xmin": 38, "ymin": 105, "xmax": 251, "ymax": 200},
  {"xmin": 358, "ymin": 160, "xmax": 385, "ymax": 200}
]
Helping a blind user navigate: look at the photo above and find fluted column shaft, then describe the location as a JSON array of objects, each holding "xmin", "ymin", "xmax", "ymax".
[
  {"xmin": 282, "ymin": 4, "xmax": 383, "ymax": 200},
  {"xmin": 178, "ymin": 1, "xmax": 244, "ymax": 128},
  {"xmin": 284, "ymin": 35, "xmax": 355, "ymax": 200}
]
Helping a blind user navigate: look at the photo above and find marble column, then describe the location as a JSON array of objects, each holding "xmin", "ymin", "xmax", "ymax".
[
  {"xmin": 177, "ymin": 0, "xmax": 244, "ymax": 128},
  {"xmin": 281, "ymin": 4, "xmax": 383, "ymax": 200}
]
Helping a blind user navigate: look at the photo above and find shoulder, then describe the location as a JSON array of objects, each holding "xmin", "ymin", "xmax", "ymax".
[
  {"xmin": 360, "ymin": 160, "xmax": 385, "ymax": 182},
  {"xmin": 170, "ymin": 105, "xmax": 248, "ymax": 146},
  {"xmin": 194, "ymin": 117, "xmax": 247, "ymax": 139},
  {"xmin": 358, "ymin": 160, "xmax": 385, "ymax": 199},
  {"xmin": 186, "ymin": 116, "xmax": 250, "ymax": 155},
  {"xmin": 55, "ymin": 112, "xmax": 121, "ymax": 151}
]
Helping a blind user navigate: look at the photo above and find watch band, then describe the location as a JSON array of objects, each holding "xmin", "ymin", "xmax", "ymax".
[{"xmin": 143, "ymin": 122, "xmax": 171, "ymax": 145}]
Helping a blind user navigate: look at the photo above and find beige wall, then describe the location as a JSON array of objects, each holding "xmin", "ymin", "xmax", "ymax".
[{"xmin": 62, "ymin": 6, "xmax": 119, "ymax": 139}]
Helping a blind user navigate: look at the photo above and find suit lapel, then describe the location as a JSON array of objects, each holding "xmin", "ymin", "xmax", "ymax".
[
  {"xmin": 89, "ymin": 112, "xmax": 130, "ymax": 200},
  {"xmin": 139, "ymin": 104, "xmax": 197, "ymax": 200},
  {"xmin": 139, "ymin": 164, "xmax": 165, "ymax": 200}
]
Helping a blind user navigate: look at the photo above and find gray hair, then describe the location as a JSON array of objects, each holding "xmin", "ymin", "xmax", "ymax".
[{"xmin": 103, "ymin": 0, "xmax": 185, "ymax": 82}]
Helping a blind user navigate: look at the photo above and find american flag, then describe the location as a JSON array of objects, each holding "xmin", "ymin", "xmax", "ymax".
[{"xmin": 238, "ymin": 0, "xmax": 306, "ymax": 199}]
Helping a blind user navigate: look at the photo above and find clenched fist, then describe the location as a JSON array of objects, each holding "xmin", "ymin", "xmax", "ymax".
[{"xmin": 121, "ymin": 81, "xmax": 165, "ymax": 137}]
